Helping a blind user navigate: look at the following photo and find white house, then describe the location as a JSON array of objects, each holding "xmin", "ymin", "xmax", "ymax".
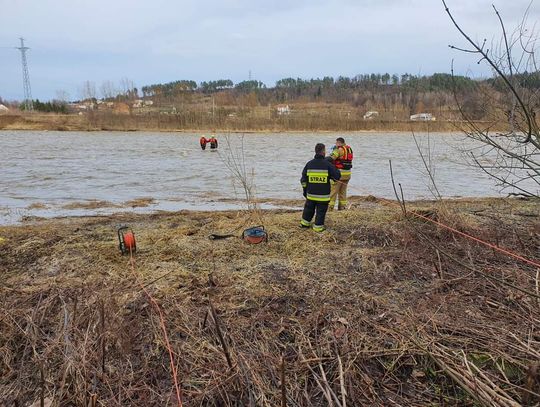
[
  {"xmin": 276, "ymin": 104, "xmax": 291, "ymax": 115},
  {"xmin": 0, "ymin": 104, "xmax": 9, "ymax": 114},
  {"xmin": 410, "ymin": 113, "xmax": 436, "ymax": 121},
  {"xmin": 363, "ymin": 111, "xmax": 379, "ymax": 120}
]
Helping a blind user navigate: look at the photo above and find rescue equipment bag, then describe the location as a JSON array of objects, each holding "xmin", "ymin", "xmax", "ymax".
[{"xmin": 242, "ymin": 226, "xmax": 268, "ymax": 244}]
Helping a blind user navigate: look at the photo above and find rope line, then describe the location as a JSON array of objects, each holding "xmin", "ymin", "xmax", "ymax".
[
  {"xmin": 403, "ymin": 206, "xmax": 540, "ymax": 269},
  {"xmin": 128, "ymin": 248, "xmax": 183, "ymax": 406},
  {"xmin": 339, "ymin": 180, "xmax": 540, "ymax": 270}
]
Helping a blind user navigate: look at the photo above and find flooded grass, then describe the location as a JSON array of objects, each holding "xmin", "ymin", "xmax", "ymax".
[
  {"xmin": 27, "ymin": 202, "xmax": 48, "ymax": 210},
  {"xmin": 124, "ymin": 197, "xmax": 155, "ymax": 207},
  {"xmin": 61, "ymin": 200, "xmax": 119, "ymax": 210}
]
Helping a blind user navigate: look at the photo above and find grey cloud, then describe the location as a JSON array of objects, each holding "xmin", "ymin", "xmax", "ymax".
[{"xmin": 0, "ymin": 0, "xmax": 538, "ymax": 99}]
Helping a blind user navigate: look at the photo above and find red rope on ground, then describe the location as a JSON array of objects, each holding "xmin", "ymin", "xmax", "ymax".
[
  {"xmin": 341, "ymin": 181, "xmax": 540, "ymax": 270},
  {"xmin": 128, "ymin": 249, "xmax": 183, "ymax": 406},
  {"xmin": 404, "ymin": 206, "xmax": 540, "ymax": 270}
]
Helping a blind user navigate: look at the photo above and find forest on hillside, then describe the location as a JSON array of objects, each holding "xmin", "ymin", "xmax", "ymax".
[
  {"xmin": 5, "ymin": 71, "xmax": 540, "ymax": 124},
  {"xmin": 138, "ymin": 73, "xmax": 483, "ymax": 118},
  {"xmin": 135, "ymin": 72, "xmax": 540, "ymax": 121}
]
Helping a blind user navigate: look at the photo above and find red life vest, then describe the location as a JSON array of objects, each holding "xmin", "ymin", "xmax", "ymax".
[
  {"xmin": 334, "ymin": 145, "xmax": 354, "ymax": 170},
  {"xmin": 200, "ymin": 137, "xmax": 207, "ymax": 146}
]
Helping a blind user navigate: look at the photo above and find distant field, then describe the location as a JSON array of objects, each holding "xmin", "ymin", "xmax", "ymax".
[{"xmin": 0, "ymin": 111, "xmax": 493, "ymax": 132}]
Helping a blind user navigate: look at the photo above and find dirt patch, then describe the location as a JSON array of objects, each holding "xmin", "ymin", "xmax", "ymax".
[
  {"xmin": 27, "ymin": 202, "xmax": 48, "ymax": 210},
  {"xmin": 61, "ymin": 200, "xmax": 119, "ymax": 210},
  {"xmin": 123, "ymin": 197, "xmax": 156, "ymax": 207}
]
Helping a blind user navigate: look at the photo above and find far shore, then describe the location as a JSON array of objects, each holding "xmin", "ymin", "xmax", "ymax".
[{"xmin": 0, "ymin": 113, "xmax": 497, "ymax": 133}]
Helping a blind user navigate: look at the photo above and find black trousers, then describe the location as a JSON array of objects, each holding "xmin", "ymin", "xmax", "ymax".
[{"xmin": 302, "ymin": 200, "xmax": 329, "ymax": 226}]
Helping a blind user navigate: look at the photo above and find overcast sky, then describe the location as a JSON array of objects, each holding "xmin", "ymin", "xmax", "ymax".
[{"xmin": 1, "ymin": 0, "xmax": 539, "ymax": 100}]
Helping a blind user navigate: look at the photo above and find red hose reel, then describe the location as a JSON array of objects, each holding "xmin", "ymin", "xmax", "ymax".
[{"xmin": 118, "ymin": 226, "xmax": 136, "ymax": 255}]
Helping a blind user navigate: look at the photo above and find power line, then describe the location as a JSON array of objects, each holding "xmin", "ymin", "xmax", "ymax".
[{"xmin": 15, "ymin": 38, "xmax": 33, "ymax": 111}]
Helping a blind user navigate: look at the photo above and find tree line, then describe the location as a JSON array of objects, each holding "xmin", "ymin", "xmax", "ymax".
[
  {"xmin": 20, "ymin": 99, "xmax": 68, "ymax": 113},
  {"xmin": 140, "ymin": 72, "xmax": 476, "ymax": 99}
]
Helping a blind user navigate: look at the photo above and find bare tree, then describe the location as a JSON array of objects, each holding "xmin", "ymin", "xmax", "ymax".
[
  {"xmin": 217, "ymin": 135, "xmax": 266, "ymax": 227},
  {"xmin": 79, "ymin": 80, "xmax": 96, "ymax": 101},
  {"xmin": 443, "ymin": 0, "xmax": 540, "ymax": 198},
  {"xmin": 219, "ymin": 135, "xmax": 257, "ymax": 210},
  {"xmin": 100, "ymin": 81, "xmax": 117, "ymax": 100},
  {"xmin": 412, "ymin": 130, "xmax": 443, "ymax": 200},
  {"xmin": 55, "ymin": 90, "xmax": 70, "ymax": 103},
  {"xmin": 119, "ymin": 77, "xmax": 137, "ymax": 100}
]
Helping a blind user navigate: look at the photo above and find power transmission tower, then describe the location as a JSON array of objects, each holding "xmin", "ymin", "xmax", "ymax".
[{"xmin": 16, "ymin": 38, "xmax": 33, "ymax": 111}]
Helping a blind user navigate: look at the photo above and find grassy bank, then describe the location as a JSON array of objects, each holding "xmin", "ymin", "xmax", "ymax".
[
  {"xmin": 1, "ymin": 197, "xmax": 539, "ymax": 405},
  {"xmin": 0, "ymin": 112, "xmax": 488, "ymax": 133}
]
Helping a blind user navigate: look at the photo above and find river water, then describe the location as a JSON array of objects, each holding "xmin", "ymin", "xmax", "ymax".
[{"xmin": 0, "ymin": 130, "xmax": 513, "ymax": 224}]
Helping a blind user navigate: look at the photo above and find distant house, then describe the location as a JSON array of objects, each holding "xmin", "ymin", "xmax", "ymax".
[
  {"xmin": 410, "ymin": 113, "xmax": 436, "ymax": 121},
  {"xmin": 276, "ymin": 104, "xmax": 291, "ymax": 115},
  {"xmin": 133, "ymin": 100, "xmax": 153, "ymax": 108},
  {"xmin": 363, "ymin": 111, "xmax": 379, "ymax": 120},
  {"xmin": 0, "ymin": 104, "xmax": 9, "ymax": 114},
  {"xmin": 75, "ymin": 101, "xmax": 95, "ymax": 110}
]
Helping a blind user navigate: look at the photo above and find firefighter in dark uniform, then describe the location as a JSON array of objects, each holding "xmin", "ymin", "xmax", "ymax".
[{"xmin": 300, "ymin": 143, "xmax": 341, "ymax": 232}]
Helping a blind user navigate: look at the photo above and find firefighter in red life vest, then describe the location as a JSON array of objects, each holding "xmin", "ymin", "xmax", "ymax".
[
  {"xmin": 200, "ymin": 136, "xmax": 208, "ymax": 150},
  {"xmin": 209, "ymin": 135, "xmax": 218, "ymax": 150},
  {"xmin": 328, "ymin": 137, "xmax": 353, "ymax": 210}
]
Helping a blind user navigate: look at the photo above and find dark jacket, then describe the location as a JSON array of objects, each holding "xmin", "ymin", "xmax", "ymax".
[{"xmin": 301, "ymin": 154, "xmax": 341, "ymax": 202}]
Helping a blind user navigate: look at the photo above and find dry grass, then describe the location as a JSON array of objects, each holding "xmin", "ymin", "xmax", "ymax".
[
  {"xmin": 0, "ymin": 112, "xmax": 499, "ymax": 133},
  {"xmin": 0, "ymin": 197, "xmax": 539, "ymax": 406}
]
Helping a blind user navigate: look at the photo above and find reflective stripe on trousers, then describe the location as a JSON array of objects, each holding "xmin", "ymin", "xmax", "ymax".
[
  {"xmin": 300, "ymin": 218, "xmax": 311, "ymax": 227},
  {"xmin": 301, "ymin": 200, "xmax": 329, "ymax": 230}
]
